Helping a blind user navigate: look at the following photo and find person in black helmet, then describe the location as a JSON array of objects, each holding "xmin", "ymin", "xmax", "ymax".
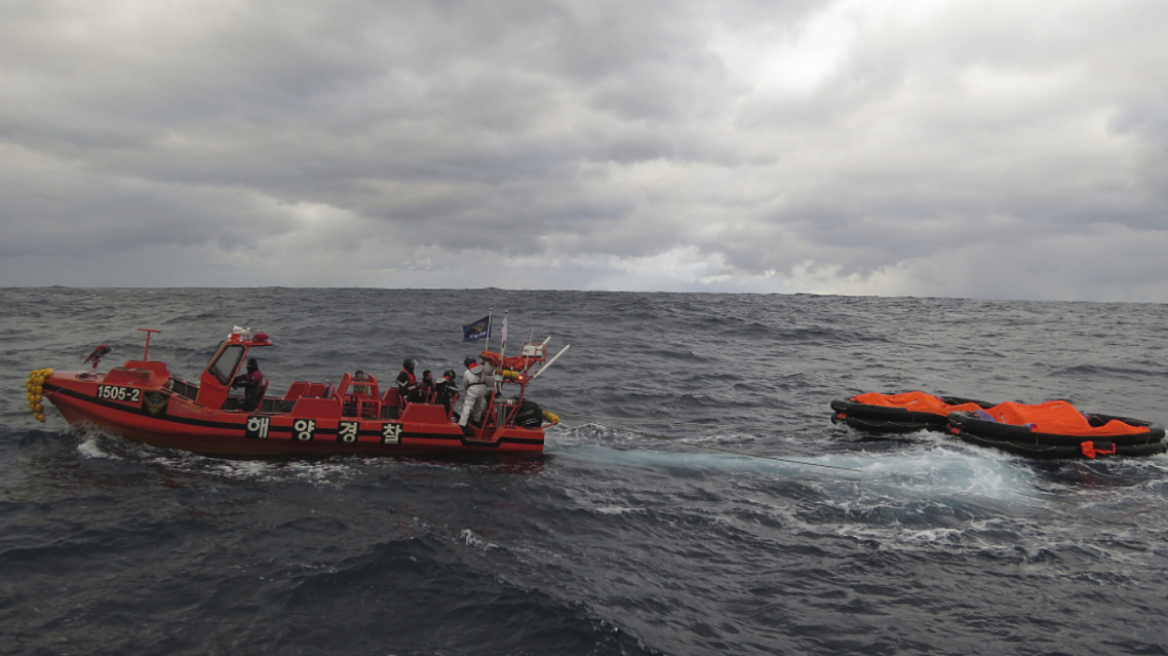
[
  {"xmin": 231, "ymin": 358, "xmax": 266, "ymax": 411},
  {"xmin": 435, "ymin": 369, "xmax": 459, "ymax": 418},
  {"xmin": 397, "ymin": 358, "xmax": 420, "ymax": 404}
]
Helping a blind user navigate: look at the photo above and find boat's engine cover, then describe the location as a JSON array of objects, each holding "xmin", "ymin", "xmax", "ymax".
[{"xmin": 515, "ymin": 399, "xmax": 543, "ymax": 428}]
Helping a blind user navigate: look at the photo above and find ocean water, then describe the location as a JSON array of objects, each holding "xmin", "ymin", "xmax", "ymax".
[{"xmin": 2, "ymin": 288, "xmax": 1167, "ymax": 656}]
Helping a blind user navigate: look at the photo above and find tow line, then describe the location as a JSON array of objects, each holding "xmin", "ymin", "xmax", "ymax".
[{"xmin": 558, "ymin": 414, "xmax": 862, "ymax": 473}]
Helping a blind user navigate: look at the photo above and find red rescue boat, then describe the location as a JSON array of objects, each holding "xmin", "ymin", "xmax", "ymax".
[{"xmin": 27, "ymin": 327, "xmax": 564, "ymax": 458}]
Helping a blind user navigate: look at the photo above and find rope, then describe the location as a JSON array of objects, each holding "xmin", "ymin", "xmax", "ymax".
[
  {"xmin": 556, "ymin": 412, "xmax": 777, "ymax": 431},
  {"xmin": 558, "ymin": 413, "xmax": 862, "ymax": 473}
]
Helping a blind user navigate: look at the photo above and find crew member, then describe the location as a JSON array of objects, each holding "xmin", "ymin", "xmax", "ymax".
[
  {"xmin": 397, "ymin": 358, "xmax": 420, "ymax": 404},
  {"xmin": 352, "ymin": 369, "xmax": 371, "ymax": 395},
  {"xmin": 83, "ymin": 344, "xmax": 112, "ymax": 371},
  {"xmin": 435, "ymin": 369, "xmax": 459, "ymax": 418},
  {"xmin": 418, "ymin": 370, "xmax": 436, "ymax": 403},
  {"xmin": 231, "ymin": 358, "xmax": 266, "ymax": 411},
  {"xmin": 458, "ymin": 356, "xmax": 495, "ymax": 428}
]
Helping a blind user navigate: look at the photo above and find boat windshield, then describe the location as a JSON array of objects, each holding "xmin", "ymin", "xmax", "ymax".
[{"xmin": 207, "ymin": 343, "xmax": 245, "ymax": 386}]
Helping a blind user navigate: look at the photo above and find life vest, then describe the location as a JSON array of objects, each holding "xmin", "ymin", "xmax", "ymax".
[
  {"xmin": 463, "ymin": 363, "xmax": 486, "ymax": 389},
  {"xmin": 396, "ymin": 368, "xmax": 419, "ymax": 405},
  {"xmin": 234, "ymin": 369, "xmax": 264, "ymax": 394}
]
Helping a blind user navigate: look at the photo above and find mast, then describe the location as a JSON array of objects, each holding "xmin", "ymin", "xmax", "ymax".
[{"xmin": 138, "ymin": 328, "xmax": 161, "ymax": 361}]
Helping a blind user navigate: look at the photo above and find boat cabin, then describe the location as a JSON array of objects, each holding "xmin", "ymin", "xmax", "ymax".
[{"xmin": 195, "ymin": 328, "xmax": 274, "ymax": 409}]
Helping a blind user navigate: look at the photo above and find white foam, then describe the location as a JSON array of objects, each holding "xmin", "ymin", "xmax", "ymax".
[
  {"xmin": 71, "ymin": 424, "xmax": 128, "ymax": 460},
  {"xmin": 552, "ymin": 440, "xmax": 1037, "ymax": 504},
  {"xmin": 68, "ymin": 423, "xmax": 361, "ymax": 486},
  {"xmin": 551, "ymin": 421, "xmax": 1046, "ymax": 506},
  {"xmin": 460, "ymin": 528, "xmax": 498, "ymax": 551},
  {"xmin": 75, "ymin": 433, "xmax": 114, "ymax": 460},
  {"xmin": 593, "ymin": 505, "xmax": 647, "ymax": 515}
]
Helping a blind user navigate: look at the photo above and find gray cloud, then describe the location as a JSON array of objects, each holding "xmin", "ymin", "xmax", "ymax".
[{"xmin": 2, "ymin": 0, "xmax": 1166, "ymax": 300}]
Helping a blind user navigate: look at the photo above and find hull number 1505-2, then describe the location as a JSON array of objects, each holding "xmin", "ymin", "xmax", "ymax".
[{"xmin": 97, "ymin": 385, "xmax": 141, "ymax": 403}]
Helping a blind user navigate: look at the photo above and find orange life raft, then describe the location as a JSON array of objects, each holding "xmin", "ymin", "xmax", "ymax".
[
  {"xmin": 830, "ymin": 391, "xmax": 993, "ymax": 433},
  {"xmin": 946, "ymin": 400, "xmax": 1166, "ymax": 459}
]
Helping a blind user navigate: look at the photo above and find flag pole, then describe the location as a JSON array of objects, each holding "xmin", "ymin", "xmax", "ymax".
[
  {"xmin": 497, "ymin": 310, "xmax": 509, "ymax": 397},
  {"xmin": 499, "ymin": 310, "xmax": 509, "ymax": 359},
  {"xmin": 486, "ymin": 308, "xmax": 494, "ymax": 352}
]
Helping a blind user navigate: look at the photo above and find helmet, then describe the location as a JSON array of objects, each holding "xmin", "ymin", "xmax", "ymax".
[
  {"xmin": 444, "ymin": 369, "xmax": 456, "ymax": 380},
  {"xmin": 403, "ymin": 358, "xmax": 416, "ymax": 370},
  {"xmin": 246, "ymin": 358, "xmax": 258, "ymax": 372},
  {"xmin": 464, "ymin": 356, "xmax": 477, "ymax": 367}
]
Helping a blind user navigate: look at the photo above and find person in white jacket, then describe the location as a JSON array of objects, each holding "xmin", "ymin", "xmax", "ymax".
[{"xmin": 458, "ymin": 356, "xmax": 495, "ymax": 427}]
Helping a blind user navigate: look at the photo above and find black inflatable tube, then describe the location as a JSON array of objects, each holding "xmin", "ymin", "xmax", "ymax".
[
  {"xmin": 948, "ymin": 428, "xmax": 1168, "ymax": 459},
  {"xmin": 830, "ymin": 396, "xmax": 992, "ymax": 434},
  {"xmin": 830, "ymin": 411, "xmax": 936, "ymax": 433}
]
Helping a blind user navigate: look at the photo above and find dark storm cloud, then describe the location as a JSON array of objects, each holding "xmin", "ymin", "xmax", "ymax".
[{"xmin": 1, "ymin": 0, "xmax": 1166, "ymax": 300}]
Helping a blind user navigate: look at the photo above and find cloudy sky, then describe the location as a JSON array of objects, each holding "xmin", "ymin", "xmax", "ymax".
[{"xmin": 2, "ymin": 0, "xmax": 1166, "ymax": 301}]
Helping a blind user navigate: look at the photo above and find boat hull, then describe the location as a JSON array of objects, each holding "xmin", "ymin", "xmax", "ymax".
[{"xmin": 44, "ymin": 376, "xmax": 545, "ymax": 458}]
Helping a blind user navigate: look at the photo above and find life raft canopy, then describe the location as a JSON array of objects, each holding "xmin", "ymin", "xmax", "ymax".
[
  {"xmin": 850, "ymin": 391, "xmax": 988, "ymax": 416},
  {"xmin": 974, "ymin": 400, "xmax": 1153, "ymax": 437},
  {"xmin": 479, "ymin": 340, "xmax": 555, "ymax": 377},
  {"xmin": 830, "ymin": 390, "xmax": 996, "ymax": 434},
  {"xmin": 479, "ymin": 351, "xmax": 541, "ymax": 374}
]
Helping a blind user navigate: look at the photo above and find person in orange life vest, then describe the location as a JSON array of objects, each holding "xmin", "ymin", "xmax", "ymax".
[
  {"xmin": 231, "ymin": 358, "xmax": 266, "ymax": 411},
  {"xmin": 458, "ymin": 355, "xmax": 495, "ymax": 427},
  {"xmin": 396, "ymin": 358, "xmax": 420, "ymax": 403},
  {"xmin": 418, "ymin": 370, "xmax": 436, "ymax": 402}
]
